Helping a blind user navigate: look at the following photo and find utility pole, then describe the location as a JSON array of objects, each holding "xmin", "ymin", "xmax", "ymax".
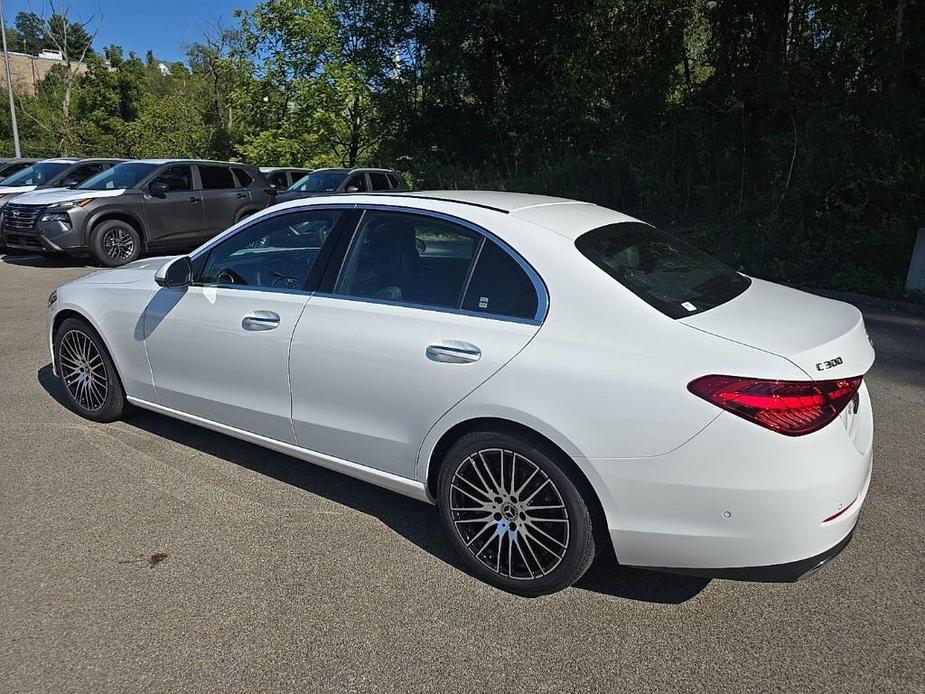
[{"xmin": 0, "ymin": 0, "xmax": 21, "ymax": 157}]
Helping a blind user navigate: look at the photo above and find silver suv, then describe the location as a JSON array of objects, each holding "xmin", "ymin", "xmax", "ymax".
[{"xmin": 0, "ymin": 159, "xmax": 272, "ymax": 266}]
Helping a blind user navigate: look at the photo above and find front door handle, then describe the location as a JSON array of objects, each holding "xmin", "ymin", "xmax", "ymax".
[
  {"xmin": 242, "ymin": 311, "xmax": 280, "ymax": 331},
  {"xmin": 235, "ymin": 192, "xmax": 248, "ymax": 199},
  {"xmin": 426, "ymin": 342, "xmax": 481, "ymax": 364},
  {"xmin": 188, "ymin": 196, "xmax": 199, "ymax": 203}
]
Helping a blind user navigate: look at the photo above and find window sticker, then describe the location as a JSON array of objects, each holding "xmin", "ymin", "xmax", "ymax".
[{"xmin": 478, "ymin": 297, "xmax": 489, "ymax": 309}]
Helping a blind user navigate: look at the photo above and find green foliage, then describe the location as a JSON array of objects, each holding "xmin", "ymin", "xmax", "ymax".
[{"xmin": 2, "ymin": 0, "xmax": 923, "ymax": 297}]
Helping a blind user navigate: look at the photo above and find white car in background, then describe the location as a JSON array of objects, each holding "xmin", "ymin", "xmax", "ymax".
[{"xmin": 46, "ymin": 191, "xmax": 874, "ymax": 595}]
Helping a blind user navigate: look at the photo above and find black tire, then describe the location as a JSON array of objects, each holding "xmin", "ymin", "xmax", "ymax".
[
  {"xmin": 89, "ymin": 219, "xmax": 142, "ymax": 267},
  {"xmin": 437, "ymin": 430, "xmax": 596, "ymax": 596},
  {"xmin": 54, "ymin": 317, "xmax": 126, "ymax": 423}
]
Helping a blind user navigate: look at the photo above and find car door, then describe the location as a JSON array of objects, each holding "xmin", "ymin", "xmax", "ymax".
[
  {"xmin": 197, "ymin": 164, "xmax": 244, "ymax": 239},
  {"xmin": 142, "ymin": 165, "xmax": 203, "ymax": 248},
  {"xmin": 143, "ymin": 208, "xmax": 350, "ymax": 442},
  {"xmin": 289, "ymin": 208, "xmax": 545, "ymax": 478}
]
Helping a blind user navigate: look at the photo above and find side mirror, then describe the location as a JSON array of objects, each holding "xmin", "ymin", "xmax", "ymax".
[
  {"xmin": 154, "ymin": 256, "xmax": 192, "ymax": 288},
  {"xmin": 345, "ymin": 185, "xmax": 360, "ymax": 193},
  {"xmin": 149, "ymin": 181, "xmax": 169, "ymax": 198}
]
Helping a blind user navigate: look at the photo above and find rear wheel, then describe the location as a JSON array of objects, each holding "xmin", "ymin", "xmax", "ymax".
[
  {"xmin": 437, "ymin": 431, "xmax": 596, "ymax": 596},
  {"xmin": 54, "ymin": 317, "xmax": 126, "ymax": 422},
  {"xmin": 90, "ymin": 220, "xmax": 142, "ymax": 267}
]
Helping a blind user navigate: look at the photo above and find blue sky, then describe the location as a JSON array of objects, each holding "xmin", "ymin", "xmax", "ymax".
[{"xmin": 2, "ymin": 0, "xmax": 258, "ymax": 62}]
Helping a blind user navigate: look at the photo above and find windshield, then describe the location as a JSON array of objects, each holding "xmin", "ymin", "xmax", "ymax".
[
  {"xmin": 289, "ymin": 170, "xmax": 347, "ymax": 192},
  {"xmin": 575, "ymin": 222, "xmax": 751, "ymax": 318},
  {"xmin": 78, "ymin": 162, "xmax": 158, "ymax": 190},
  {"xmin": 2, "ymin": 161, "xmax": 70, "ymax": 187}
]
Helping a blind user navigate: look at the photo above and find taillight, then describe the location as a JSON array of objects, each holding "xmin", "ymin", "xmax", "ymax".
[{"xmin": 687, "ymin": 375, "xmax": 863, "ymax": 436}]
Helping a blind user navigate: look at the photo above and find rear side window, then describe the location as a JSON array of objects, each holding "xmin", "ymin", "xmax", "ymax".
[
  {"xmin": 233, "ymin": 168, "xmax": 253, "ymax": 187},
  {"xmin": 463, "ymin": 240, "xmax": 539, "ymax": 319},
  {"xmin": 199, "ymin": 165, "xmax": 235, "ymax": 190},
  {"xmin": 369, "ymin": 172, "xmax": 390, "ymax": 190},
  {"xmin": 387, "ymin": 173, "xmax": 402, "ymax": 189},
  {"xmin": 575, "ymin": 222, "xmax": 750, "ymax": 318}
]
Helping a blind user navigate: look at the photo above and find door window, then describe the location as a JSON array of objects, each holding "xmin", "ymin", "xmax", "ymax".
[
  {"xmin": 369, "ymin": 172, "xmax": 390, "ymax": 191},
  {"xmin": 199, "ymin": 165, "xmax": 235, "ymax": 190},
  {"xmin": 335, "ymin": 211, "xmax": 479, "ymax": 307},
  {"xmin": 462, "ymin": 239, "xmax": 539, "ymax": 319},
  {"xmin": 199, "ymin": 210, "xmax": 342, "ymax": 290},
  {"xmin": 151, "ymin": 166, "xmax": 192, "ymax": 192},
  {"xmin": 344, "ymin": 174, "xmax": 367, "ymax": 192}
]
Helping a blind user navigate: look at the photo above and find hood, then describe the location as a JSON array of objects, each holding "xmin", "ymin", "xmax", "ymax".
[
  {"xmin": 67, "ymin": 255, "xmax": 177, "ymax": 286},
  {"xmin": 12, "ymin": 187, "xmax": 127, "ymax": 206},
  {"xmin": 0, "ymin": 184, "xmax": 37, "ymax": 195},
  {"xmin": 681, "ymin": 278, "xmax": 875, "ymax": 380}
]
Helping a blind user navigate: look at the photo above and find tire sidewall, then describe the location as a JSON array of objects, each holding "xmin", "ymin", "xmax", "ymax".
[
  {"xmin": 90, "ymin": 220, "xmax": 142, "ymax": 267},
  {"xmin": 437, "ymin": 431, "xmax": 595, "ymax": 596},
  {"xmin": 54, "ymin": 317, "xmax": 125, "ymax": 422}
]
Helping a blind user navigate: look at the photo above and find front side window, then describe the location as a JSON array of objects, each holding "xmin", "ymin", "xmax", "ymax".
[
  {"xmin": 336, "ymin": 211, "xmax": 478, "ymax": 307},
  {"xmin": 199, "ymin": 165, "xmax": 235, "ymax": 190},
  {"xmin": 199, "ymin": 210, "xmax": 342, "ymax": 290},
  {"xmin": 2, "ymin": 161, "xmax": 71, "ymax": 187},
  {"xmin": 151, "ymin": 166, "xmax": 192, "ymax": 192},
  {"xmin": 267, "ymin": 171, "xmax": 287, "ymax": 188},
  {"xmin": 575, "ymin": 222, "xmax": 751, "ymax": 318},
  {"xmin": 463, "ymin": 239, "xmax": 539, "ymax": 319},
  {"xmin": 344, "ymin": 174, "xmax": 367, "ymax": 192},
  {"xmin": 79, "ymin": 162, "xmax": 157, "ymax": 190}
]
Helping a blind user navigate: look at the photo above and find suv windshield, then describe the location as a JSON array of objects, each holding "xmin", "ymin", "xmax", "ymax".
[
  {"xmin": 78, "ymin": 162, "xmax": 158, "ymax": 190},
  {"xmin": 2, "ymin": 161, "xmax": 70, "ymax": 187},
  {"xmin": 289, "ymin": 170, "xmax": 348, "ymax": 192},
  {"xmin": 575, "ymin": 222, "xmax": 750, "ymax": 318}
]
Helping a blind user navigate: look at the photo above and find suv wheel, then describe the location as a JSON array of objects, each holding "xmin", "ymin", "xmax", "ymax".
[
  {"xmin": 437, "ymin": 431, "xmax": 596, "ymax": 596},
  {"xmin": 54, "ymin": 317, "xmax": 126, "ymax": 422},
  {"xmin": 90, "ymin": 220, "xmax": 141, "ymax": 267}
]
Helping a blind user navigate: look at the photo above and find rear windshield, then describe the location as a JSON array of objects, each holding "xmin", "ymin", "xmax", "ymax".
[{"xmin": 575, "ymin": 222, "xmax": 750, "ymax": 318}]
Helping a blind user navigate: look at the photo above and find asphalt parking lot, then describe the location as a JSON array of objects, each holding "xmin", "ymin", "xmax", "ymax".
[{"xmin": 1, "ymin": 254, "xmax": 922, "ymax": 693}]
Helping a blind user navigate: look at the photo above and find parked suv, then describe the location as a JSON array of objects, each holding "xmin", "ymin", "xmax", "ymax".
[
  {"xmin": 1, "ymin": 159, "xmax": 272, "ymax": 266},
  {"xmin": 274, "ymin": 167, "xmax": 408, "ymax": 203},
  {"xmin": 259, "ymin": 166, "xmax": 312, "ymax": 190},
  {"xmin": 0, "ymin": 158, "xmax": 124, "ymax": 211}
]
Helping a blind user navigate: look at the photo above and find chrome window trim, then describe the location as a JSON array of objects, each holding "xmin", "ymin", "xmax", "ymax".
[{"xmin": 188, "ymin": 202, "xmax": 549, "ymax": 324}]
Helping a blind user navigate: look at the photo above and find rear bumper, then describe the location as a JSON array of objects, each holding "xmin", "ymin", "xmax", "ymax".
[{"xmin": 633, "ymin": 521, "xmax": 856, "ymax": 582}]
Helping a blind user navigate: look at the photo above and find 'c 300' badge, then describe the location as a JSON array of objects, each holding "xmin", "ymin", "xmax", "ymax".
[{"xmin": 816, "ymin": 356, "xmax": 843, "ymax": 371}]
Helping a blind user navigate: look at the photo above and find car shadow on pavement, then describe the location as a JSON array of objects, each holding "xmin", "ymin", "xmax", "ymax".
[
  {"xmin": 1, "ymin": 252, "xmax": 90, "ymax": 268},
  {"xmin": 38, "ymin": 364, "xmax": 709, "ymax": 604}
]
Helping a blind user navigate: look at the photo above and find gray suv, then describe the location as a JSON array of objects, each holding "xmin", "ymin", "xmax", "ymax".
[
  {"xmin": 274, "ymin": 167, "xmax": 408, "ymax": 204},
  {"xmin": 0, "ymin": 159, "xmax": 272, "ymax": 266}
]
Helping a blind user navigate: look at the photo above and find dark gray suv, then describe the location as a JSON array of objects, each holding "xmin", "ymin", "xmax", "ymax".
[{"xmin": 0, "ymin": 159, "xmax": 272, "ymax": 266}]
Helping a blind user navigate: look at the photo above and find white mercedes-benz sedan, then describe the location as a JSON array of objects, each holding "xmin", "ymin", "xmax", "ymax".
[{"xmin": 46, "ymin": 191, "xmax": 874, "ymax": 595}]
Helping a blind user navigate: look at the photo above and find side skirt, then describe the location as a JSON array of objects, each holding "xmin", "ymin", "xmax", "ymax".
[{"xmin": 126, "ymin": 396, "xmax": 433, "ymax": 504}]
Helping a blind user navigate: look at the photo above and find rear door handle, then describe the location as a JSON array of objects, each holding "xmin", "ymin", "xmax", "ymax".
[
  {"xmin": 242, "ymin": 311, "xmax": 280, "ymax": 331},
  {"xmin": 426, "ymin": 342, "xmax": 481, "ymax": 364}
]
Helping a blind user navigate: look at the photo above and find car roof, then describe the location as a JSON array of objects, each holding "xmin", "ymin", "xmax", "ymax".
[
  {"xmin": 72, "ymin": 158, "xmax": 126, "ymax": 164},
  {"xmin": 37, "ymin": 158, "xmax": 80, "ymax": 164},
  {"xmin": 131, "ymin": 159, "xmax": 256, "ymax": 167},
  {"xmin": 259, "ymin": 166, "xmax": 311, "ymax": 173},
  {"xmin": 270, "ymin": 190, "xmax": 641, "ymax": 240}
]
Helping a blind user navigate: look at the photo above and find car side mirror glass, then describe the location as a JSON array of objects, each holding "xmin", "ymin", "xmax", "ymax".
[
  {"xmin": 149, "ymin": 181, "xmax": 169, "ymax": 198},
  {"xmin": 345, "ymin": 185, "xmax": 360, "ymax": 193},
  {"xmin": 155, "ymin": 256, "xmax": 192, "ymax": 288}
]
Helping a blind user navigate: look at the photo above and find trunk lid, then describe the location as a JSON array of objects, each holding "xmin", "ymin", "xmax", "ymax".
[{"xmin": 681, "ymin": 278, "xmax": 875, "ymax": 379}]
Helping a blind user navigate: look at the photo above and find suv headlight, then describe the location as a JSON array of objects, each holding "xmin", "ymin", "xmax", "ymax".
[{"xmin": 45, "ymin": 198, "xmax": 93, "ymax": 212}]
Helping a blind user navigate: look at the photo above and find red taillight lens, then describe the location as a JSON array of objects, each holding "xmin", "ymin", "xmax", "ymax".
[{"xmin": 687, "ymin": 375, "xmax": 863, "ymax": 436}]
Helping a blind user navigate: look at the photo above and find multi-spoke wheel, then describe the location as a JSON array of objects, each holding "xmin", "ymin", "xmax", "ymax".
[
  {"xmin": 54, "ymin": 317, "xmax": 126, "ymax": 422},
  {"xmin": 438, "ymin": 431, "xmax": 596, "ymax": 596},
  {"xmin": 90, "ymin": 220, "xmax": 141, "ymax": 267}
]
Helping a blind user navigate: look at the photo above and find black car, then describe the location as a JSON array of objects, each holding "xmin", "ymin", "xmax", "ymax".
[
  {"xmin": 259, "ymin": 167, "xmax": 313, "ymax": 190},
  {"xmin": 0, "ymin": 159, "xmax": 273, "ymax": 266},
  {"xmin": 274, "ymin": 167, "xmax": 408, "ymax": 204}
]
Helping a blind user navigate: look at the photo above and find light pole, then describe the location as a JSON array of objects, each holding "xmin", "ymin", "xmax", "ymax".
[{"xmin": 0, "ymin": 0, "xmax": 21, "ymax": 157}]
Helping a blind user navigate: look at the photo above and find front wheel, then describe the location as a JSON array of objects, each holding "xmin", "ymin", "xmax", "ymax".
[
  {"xmin": 437, "ymin": 431, "xmax": 596, "ymax": 596},
  {"xmin": 54, "ymin": 317, "xmax": 126, "ymax": 422},
  {"xmin": 90, "ymin": 220, "xmax": 142, "ymax": 267}
]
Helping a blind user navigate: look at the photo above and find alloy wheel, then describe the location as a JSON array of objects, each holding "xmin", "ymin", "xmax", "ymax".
[
  {"xmin": 449, "ymin": 448, "xmax": 570, "ymax": 580},
  {"xmin": 102, "ymin": 226, "xmax": 135, "ymax": 261},
  {"xmin": 59, "ymin": 329, "xmax": 109, "ymax": 411}
]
